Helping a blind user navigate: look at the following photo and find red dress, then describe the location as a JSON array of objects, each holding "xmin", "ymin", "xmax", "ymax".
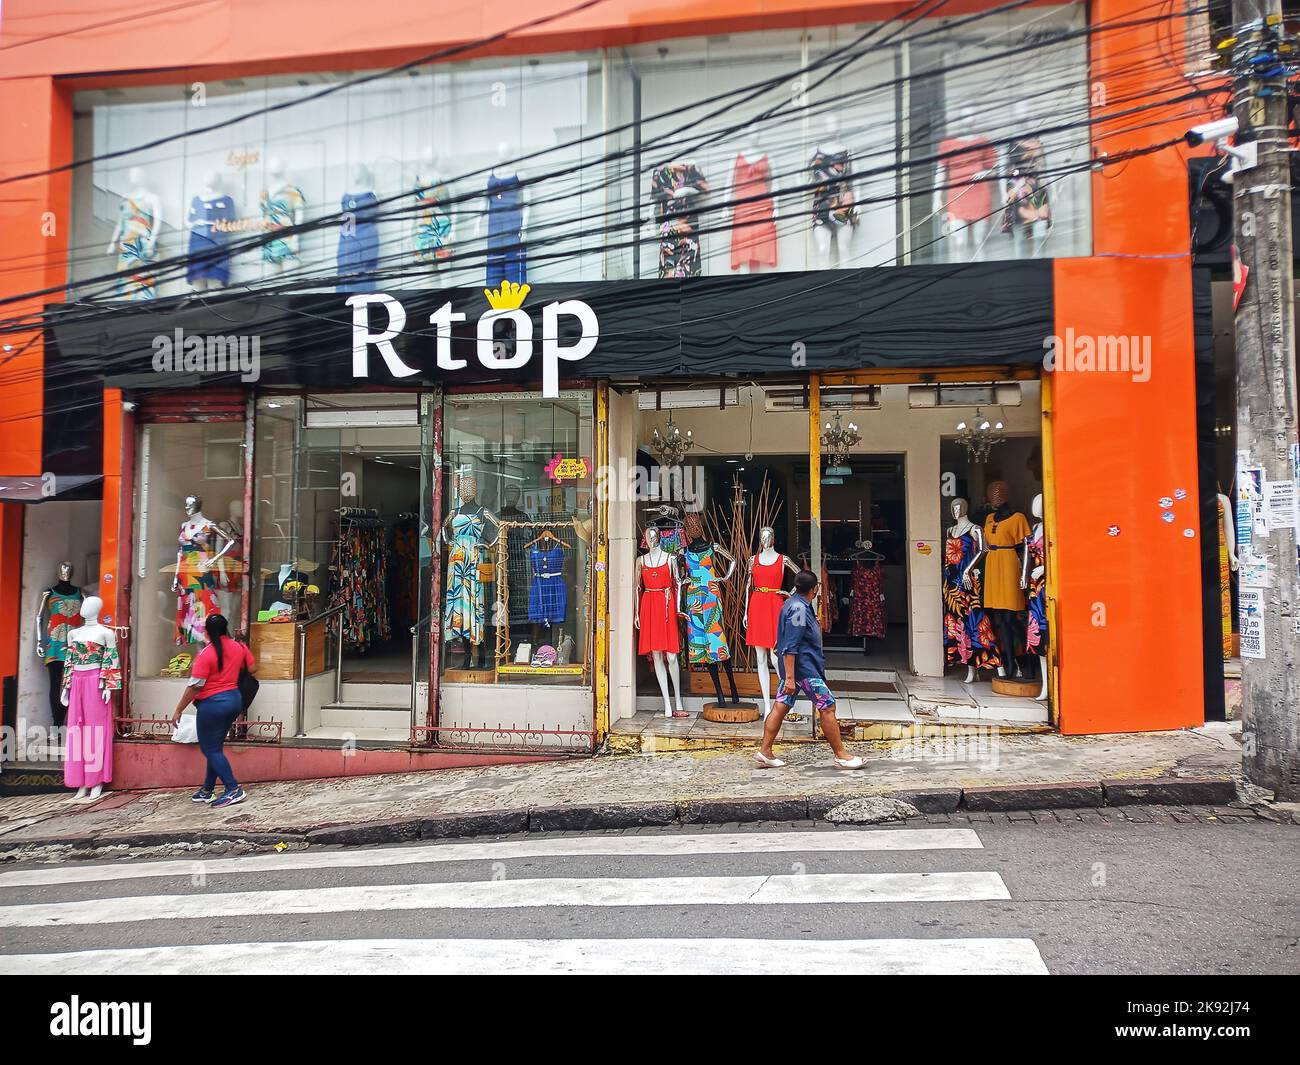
[
  {"xmin": 638, "ymin": 559, "xmax": 680, "ymax": 655},
  {"xmin": 746, "ymin": 555, "xmax": 786, "ymax": 649},
  {"xmin": 730, "ymin": 153, "xmax": 778, "ymax": 270}
]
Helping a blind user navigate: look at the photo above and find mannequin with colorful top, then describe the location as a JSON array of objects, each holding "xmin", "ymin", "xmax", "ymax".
[
  {"xmin": 35, "ymin": 561, "xmax": 84, "ymax": 730},
  {"xmin": 61, "ymin": 596, "xmax": 120, "ymax": 801},
  {"xmin": 944, "ymin": 498, "xmax": 1001, "ymax": 684},
  {"xmin": 1021, "ymin": 493, "xmax": 1048, "ymax": 700},
  {"xmin": 173, "ymin": 495, "xmax": 237, "ymax": 647},
  {"xmin": 105, "ymin": 166, "xmax": 162, "ymax": 300},
  {"xmin": 636, "ymin": 527, "xmax": 687, "ymax": 718},
  {"xmin": 681, "ymin": 511, "xmax": 743, "ymax": 706},
  {"xmin": 743, "ymin": 526, "xmax": 799, "ymax": 717}
]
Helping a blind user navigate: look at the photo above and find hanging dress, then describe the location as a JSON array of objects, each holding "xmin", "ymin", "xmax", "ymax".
[
  {"xmin": 746, "ymin": 555, "xmax": 786, "ymax": 649},
  {"xmin": 61, "ymin": 634, "xmax": 121, "ymax": 789},
  {"xmin": 848, "ymin": 561, "xmax": 887, "ymax": 637},
  {"xmin": 730, "ymin": 153, "xmax": 778, "ymax": 270},
  {"xmin": 527, "ymin": 542, "xmax": 568, "ymax": 625},
  {"xmin": 444, "ymin": 508, "xmax": 488, "ymax": 645},
  {"xmin": 175, "ymin": 520, "xmax": 222, "ymax": 645},
  {"xmin": 942, "ymin": 530, "xmax": 1001, "ymax": 670},
  {"xmin": 682, "ymin": 545, "xmax": 731, "ymax": 664},
  {"xmin": 113, "ymin": 196, "xmax": 158, "ymax": 300},
  {"xmin": 638, "ymin": 557, "xmax": 680, "ymax": 655},
  {"xmin": 1024, "ymin": 526, "xmax": 1049, "ymax": 655}
]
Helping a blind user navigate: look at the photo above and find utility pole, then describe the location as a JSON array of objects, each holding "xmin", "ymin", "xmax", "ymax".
[{"xmin": 1230, "ymin": 0, "xmax": 1300, "ymax": 800}]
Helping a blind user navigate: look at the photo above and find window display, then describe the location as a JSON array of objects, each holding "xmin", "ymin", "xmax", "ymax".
[{"xmin": 441, "ymin": 391, "xmax": 593, "ymax": 686}]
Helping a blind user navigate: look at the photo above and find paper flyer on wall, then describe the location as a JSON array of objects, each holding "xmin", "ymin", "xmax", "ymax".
[{"xmin": 1238, "ymin": 587, "xmax": 1266, "ymax": 659}]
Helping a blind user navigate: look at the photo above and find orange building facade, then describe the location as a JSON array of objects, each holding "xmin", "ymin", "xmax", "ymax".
[{"xmin": 0, "ymin": 0, "xmax": 1220, "ymax": 786}]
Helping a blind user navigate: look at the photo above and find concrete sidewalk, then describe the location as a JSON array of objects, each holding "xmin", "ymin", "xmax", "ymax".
[{"xmin": 0, "ymin": 723, "xmax": 1273, "ymax": 861}]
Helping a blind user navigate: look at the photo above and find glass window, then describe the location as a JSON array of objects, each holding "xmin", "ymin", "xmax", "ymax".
[
  {"xmin": 441, "ymin": 391, "xmax": 594, "ymax": 685},
  {"xmin": 132, "ymin": 421, "xmax": 247, "ymax": 678}
]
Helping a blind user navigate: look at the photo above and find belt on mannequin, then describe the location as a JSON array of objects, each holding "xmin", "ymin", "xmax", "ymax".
[
  {"xmin": 753, "ymin": 586, "xmax": 782, "ymax": 593},
  {"xmin": 986, "ymin": 544, "xmax": 1020, "ymax": 550}
]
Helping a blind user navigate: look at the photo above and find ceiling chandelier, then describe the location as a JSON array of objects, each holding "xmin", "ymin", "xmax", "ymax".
[
  {"xmin": 956, "ymin": 407, "xmax": 1005, "ymax": 463},
  {"xmin": 648, "ymin": 414, "xmax": 694, "ymax": 467},
  {"xmin": 820, "ymin": 410, "xmax": 861, "ymax": 469}
]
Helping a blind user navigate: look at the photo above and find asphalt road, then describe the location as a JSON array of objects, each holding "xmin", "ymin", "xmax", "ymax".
[{"xmin": 0, "ymin": 818, "xmax": 1295, "ymax": 974}]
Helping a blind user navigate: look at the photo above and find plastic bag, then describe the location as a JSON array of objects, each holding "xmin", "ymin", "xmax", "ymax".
[{"xmin": 172, "ymin": 715, "xmax": 199, "ymax": 744}]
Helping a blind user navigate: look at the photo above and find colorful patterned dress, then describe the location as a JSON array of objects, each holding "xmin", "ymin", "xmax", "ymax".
[
  {"xmin": 113, "ymin": 195, "xmax": 158, "ymax": 300},
  {"xmin": 175, "ymin": 520, "xmax": 222, "ymax": 645},
  {"xmin": 942, "ymin": 529, "xmax": 1001, "ymax": 670},
  {"xmin": 810, "ymin": 148, "xmax": 858, "ymax": 229},
  {"xmin": 61, "ymin": 633, "xmax": 121, "ymax": 789},
  {"xmin": 414, "ymin": 176, "xmax": 453, "ymax": 264},
  {"xmin": 444, "ymin": 508, "xmax": 488, "ymax": 645},
  {"xmin": 682, "ymin": 545, "xmax": 731, "ymax": 664},
  {"xmin": 650, "ymin": 162, "xmax": 709, "ymax": 278},
  {"xmin": 1024, "ymin": 525, "xmax": 1049, "ymax": 655},
  {"xmin": 260, "ymin": 184, "xmax": 306, "ymax": 263},
  {"xmin": 848, "ymin": 561, "xmax": 886, "ymax": 637},
  {"xmin": 42, "ymin": 588, "xmax": 84, "ymax": 664}
]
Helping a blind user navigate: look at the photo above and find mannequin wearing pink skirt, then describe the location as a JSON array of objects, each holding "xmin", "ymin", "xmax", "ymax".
[{"xmin": 60, "ymin": 596, "xmax": 121, "ymax": 801}]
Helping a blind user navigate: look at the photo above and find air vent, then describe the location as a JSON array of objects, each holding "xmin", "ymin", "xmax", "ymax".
[{"xmin": 764, "ymin": 386, "xmax": 879, "ymax": 412}]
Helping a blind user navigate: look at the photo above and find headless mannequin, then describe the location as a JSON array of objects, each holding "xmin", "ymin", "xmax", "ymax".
[
  {"xmin": 683, "ymin": 513, "xmax": 742, "ymax": 705},
  {"xmin": 950, "ymin": 498, "xmax": 994, "ymax": 683},
  {"xmin": 172, "ymin": 495, "xmax": 237, "ymax": 599},
  {"xmin": 1021, "ymin": 492, "xmax": 1048, "ymax": 701},
  {"xmin": 62, "ymin": 597, "xmax": 115, "ymax": 802},
  {"xmin": 635, "ymin": 528, "xmax": 686, "ymax": 717},
  {"xmin": 35, "ymin": 561, "xmax": 82, "ymax": 731},
  {"xmin": 743, "ymin": 526, "xmax": 799, "ymax": 717},
  {"xmin": 105, "ymin": 166, "xmax": 162, "ymax": 298},
  {"xmin": 935, "ymin": 104, "xmax": 995, "ymax": 257},
  {"xmin": 968, "ymin": 481, "xmax": 1028, "ymax": 678},
  {"xmin": 732, "ymin": 129, "xmax": 776, "ymax": 275},
  {"xmin": 187, "ymin": 169, "xmax": 231, "ymax": 293},
  {"xmin": 414, "ymin": 145, "xmax": 453, "ymax": 267},
  {"xmin": 810, "ymin": 115, "xmax": 857, "ymax": 268},
  {"xmin": 262, "ymin": 157, "xmax": 305, "ymax": 273},
  {"xmin": 442, "ymin": 476, "xmax": 500, "ymax": 670},
  {"xmin": 476, "ymin": 141, "xmax": 530, "ymax": 284}
]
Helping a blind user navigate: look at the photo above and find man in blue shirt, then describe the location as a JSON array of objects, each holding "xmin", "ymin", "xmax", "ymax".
[{"xmin": 755, "ymin": 569, "xmax": 865, "ymax": 770}]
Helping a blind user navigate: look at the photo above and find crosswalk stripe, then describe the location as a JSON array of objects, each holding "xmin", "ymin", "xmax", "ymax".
[
  {"xmin": 0, "ymin": 871, "xmax": 1010, "ymax": 928},
  {"xmin": 0, "ymin": 937, "xmax": 1048, "ymax": 975},
  {"xmin": 0, "ymin": 828, "xmax": 982, "ymax": 889}
]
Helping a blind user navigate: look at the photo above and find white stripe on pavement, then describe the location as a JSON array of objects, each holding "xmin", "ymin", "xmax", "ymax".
[
  {"xmin": 0, "ymin": 871, "xmax": 1010, "ymax": 928},
  {"xmin": 0, "ymin": 828, "xmax": 982, "ymax": 889},
  {"xmin": 0, "ymin": 937, "xmax": 1048, "ymax": 975}
]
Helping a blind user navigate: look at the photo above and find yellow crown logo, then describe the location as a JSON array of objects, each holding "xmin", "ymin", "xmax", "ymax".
[{"xmin": 483, "ymin": 280, "xmax": 531, "ymax": 310}]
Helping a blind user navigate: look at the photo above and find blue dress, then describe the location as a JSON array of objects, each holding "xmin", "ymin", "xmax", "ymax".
[
  {"xmin": 186, "ymin": 194, "xmax": 236, "ymax": 283},
  {"xmin": 337, "ymin": 190, "xmax": 380, "ymax": 292},
  {"xmin": 527, "ymin": 543, "xmax": 567, "ymax": 624},
  {"xmin": 486, "ymin": 173, "xmax": 526, "ymax": 286}
]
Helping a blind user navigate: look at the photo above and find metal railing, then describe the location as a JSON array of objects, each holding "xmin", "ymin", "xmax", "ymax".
[{"xmin": 294, "ymin": 602, "xmax": 348, "ymax": 739}]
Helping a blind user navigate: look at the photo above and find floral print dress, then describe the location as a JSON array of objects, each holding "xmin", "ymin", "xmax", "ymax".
[
  {"xmin": 444, "ymin": 508, "xmax": 488, "ymax": 645},
  {"xmin": 1024, "ymin": 526, "xmax": 1048, "ymax": 655},
  {"xmin": 848, "ymin": 561, "xmax": 886, "ymax": 637},
  {"xmin": 682, "ymin": 545, "xmax": 731, "ymax": 664},
  {"xmin": 650, "ymin": 162, "xmax": 709, "ymax": 278},
  {"xmin": 943, "ymin": 529, "xmax": 1001, "ymax": 670}
]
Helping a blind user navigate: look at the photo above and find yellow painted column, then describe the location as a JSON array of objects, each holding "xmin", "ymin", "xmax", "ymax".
[
  {"xmin": 1040, "ymin": 371, "xmax": 1060, "ymax": 728},
  {"xmin": 594, "ymin": 382, "xmax": 610, "ymax": 744}
]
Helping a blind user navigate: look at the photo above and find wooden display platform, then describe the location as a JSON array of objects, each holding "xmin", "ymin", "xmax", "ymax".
[
  {"xmin": 441, "ymin": 667, "xmax": 497, "ymax": 684},
  {"xmin": 687, "ymin": 671, "xmax": 779, "ymax": 697},
  {"xmin": 700, "ymin": 700, "xmax": 761, "ymax": 723},
  {"xmin": 991, "ymin": 676, "xmax": 1040, "ymax": 698}
]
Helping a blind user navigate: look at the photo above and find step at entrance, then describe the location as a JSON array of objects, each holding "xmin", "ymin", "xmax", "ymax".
[{"xmin": 319, "ymin": 702, "xmax": 412, "ymax": 731}]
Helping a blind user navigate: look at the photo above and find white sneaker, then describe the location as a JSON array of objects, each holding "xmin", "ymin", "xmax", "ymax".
[{"xmin": 833, "ymin": 755, "xmax": 866, "ymax": 770}]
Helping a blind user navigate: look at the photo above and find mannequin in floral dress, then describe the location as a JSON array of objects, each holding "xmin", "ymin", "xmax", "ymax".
[
  {"xmin": 61, "ymin": 596, "xmax": 120, "ymax": 801},
  {"xmin": 105, "ymin": 167, "xmax": 162, "ymax": 300},
  {"xmin": 1021, "ymin": 493, "xmax": 1048, "ymax": 700},
  {"xmin": 35, "ymin": 561, "xmax": 84, "ymax": 729},
  {"xmin": 174, "ymin": 495, "xmax": 236, "ymax": 646},
  {"xmin": 442, "ymin": 475, "xmax": 500, "ymax": 670},
  {"xmin": 681, "ymin": 512, "xmax": 743, "ymax": 706},
  {"xmin": 943, "ymin": 498, "xmax": 1002, "ymax": 682}
]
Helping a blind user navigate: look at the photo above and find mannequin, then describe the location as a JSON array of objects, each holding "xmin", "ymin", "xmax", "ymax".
[
  {"xmin": 477, "ymin": 141, "xmax": 529, "ymax": 286},
  {"xmin": 970, "ymin": 481, "xmax": 1031, "ymax": 679},
  {"xmin": 942, "ymin": 498, "xmax": 1001, "ymax": 683},
  {"xmin": 810, "ymin": 115, "xmax": 858, "ymax": 268},
  {"xmin": 935, "ymin": 105, "xmax": 997, "ymax": 257},
  {"xmin": 35, "ymin": 561, "xmax": 84, "ymax": 730},
  {"xmin": 636, "ymin": 527, "xmax": 687, "ymax": 717},
  {"xmin": 186, "ymin": 170, "xmax": 237, "ymax": 292},
  {"xmin": 414, "ymin": 146, "xmax": 453, "ymax": 267},
  {"xmin": 61, "ymin": 596, "xmax": 119, "ymax": 802},
  {"xmin": 649, "ymin": 157, "xmax": 709, "ymax": 278},
  {"xmin": 681, "ymin": 512, "xmax": 743, "ymax": 705},
  {"xmin": 743, "ymin": 526, "xmax": 799, "ymax": 717},
  {"xmin": 1021, "ymin": 493, "xmax": 1049, "ymax": 700},
  {"xmin": 173, "ymin": 495, "xmax": 237, "ymax": 646},
  {"xmin": 216, "ymin": 501, "xmax": 244, "ymax": 620},
  {"xmin": 730, "ymin": 129, "xmax": 777, "ymax": 273},
  {"xmin": 338, "ymin": 163, "xmax": 381, "ymax": 293},
  {"xmin": 260, "ymin": 157, "xmax": 306, "ymax": 273},
  {"xmin": 105, "ymin": 166, "xmax": 162, "ymax": 300},
  {"xmin": 1218, "ymin": 489, "xmax": 1239, "ymax": 659},
  {"xmin": 1001, "ymin": 104, "xmax": 1051, "ymax": 258},
  {"xmin": 442, "ymin": 475, "xmax": 500, "ymax": 670}
]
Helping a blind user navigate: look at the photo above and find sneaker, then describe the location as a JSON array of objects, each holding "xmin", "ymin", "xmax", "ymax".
[
  {"xmin": 210, "ymin": 787, "xmax": 246, "ymax": 809},
  {"xmin": 190, "ymin": 788, "xmax": 215, "ymax": 804}
]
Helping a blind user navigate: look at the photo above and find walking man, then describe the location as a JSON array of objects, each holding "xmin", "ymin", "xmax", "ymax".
[{"xmin": 755, "ymin": 569, "xmax": 865, "ymax": 770}]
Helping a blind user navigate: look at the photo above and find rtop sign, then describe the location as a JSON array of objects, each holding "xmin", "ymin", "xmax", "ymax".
[{"xmin": 347, "ymin": 281, "xmax": 598, "ymax": 397}]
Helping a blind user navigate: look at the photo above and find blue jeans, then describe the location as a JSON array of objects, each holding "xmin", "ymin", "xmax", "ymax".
[{"xmin": 195, "ymin": 689, "xmax": 243, "ymax": 791}]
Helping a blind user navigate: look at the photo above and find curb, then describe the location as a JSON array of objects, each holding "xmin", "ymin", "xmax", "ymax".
[{"xmin": 0, "ymin": 776, "xmax": 1246, "ymax": 858}]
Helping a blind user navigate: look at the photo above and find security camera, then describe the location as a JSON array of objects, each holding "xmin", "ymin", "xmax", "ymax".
[{"xmin": 1185, "ymin": 116, "xmax": 1239, "ymax": 147}]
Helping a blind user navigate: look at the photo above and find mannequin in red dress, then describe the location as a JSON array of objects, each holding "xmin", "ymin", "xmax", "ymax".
[
  {"xmin": 742, "ymin": 526, "xmax": 798, "ymax": 717},
  {"xmin": 635, "ymin": 528, "xmax": 686, "ymax": 718}
]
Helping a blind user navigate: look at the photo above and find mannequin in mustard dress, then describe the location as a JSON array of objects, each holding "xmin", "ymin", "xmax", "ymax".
[{"xmin": 978, "ymin": 481, "xmax": 1031, "ymax": 678}]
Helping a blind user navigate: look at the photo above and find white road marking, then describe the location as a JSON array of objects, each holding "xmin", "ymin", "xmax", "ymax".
[
  {"xmin": 0, "ymin": 871, "xmax": 1010, "ymax": 928},
  {"xmin": 0, "ymin": 937, "xmax": 1049, "ymax": 975},
  {"xmin": 0, "ymin": 828, "xmax": 982, "ymax": 888}
]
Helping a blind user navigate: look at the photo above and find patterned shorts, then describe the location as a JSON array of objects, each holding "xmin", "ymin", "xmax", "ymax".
[{"xmin": 774, "ymin": 676, "xmax": 836, "ymax": 712}]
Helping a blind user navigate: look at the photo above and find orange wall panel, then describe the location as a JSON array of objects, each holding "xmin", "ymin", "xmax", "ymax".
[{"xmin": 1051, "ymin": 257, "xmax": 1203, "ymax": 733}]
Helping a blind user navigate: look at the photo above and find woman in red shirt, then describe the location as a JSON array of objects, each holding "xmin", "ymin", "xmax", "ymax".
[{"xmin": 171, "ymin": 614, "xmax": 255, "ymax": 808}]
